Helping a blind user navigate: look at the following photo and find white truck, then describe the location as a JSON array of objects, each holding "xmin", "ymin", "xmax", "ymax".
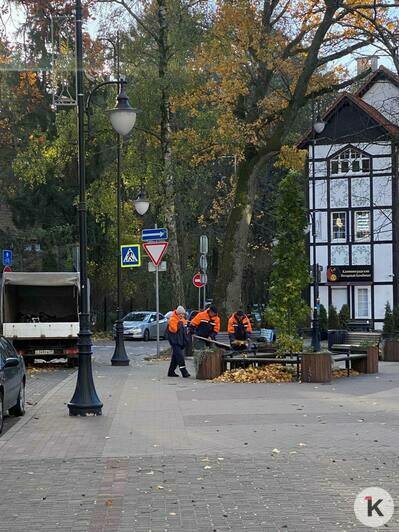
[{"xmin": 0, "ymin": 272, "xmax": 80, "ymax": 366}]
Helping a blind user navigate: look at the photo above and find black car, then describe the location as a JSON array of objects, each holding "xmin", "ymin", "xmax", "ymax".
[{"xmin": 0, "ymin": 337, "xmax": 26, "ymax": 434}]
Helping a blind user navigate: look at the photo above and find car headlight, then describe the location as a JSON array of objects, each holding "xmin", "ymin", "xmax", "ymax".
[{"xmin": 129, "ymin": 328, "xmax": 142, "ymax": 334}]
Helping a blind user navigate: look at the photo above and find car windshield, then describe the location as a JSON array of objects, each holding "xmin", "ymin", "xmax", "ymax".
[{"xmin": 125, "ymin": 313, "xmax": 149, "ymax": 322}]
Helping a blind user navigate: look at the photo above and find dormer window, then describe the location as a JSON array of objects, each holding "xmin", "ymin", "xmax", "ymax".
[{"xmin": 330, "ymin": 148, "xmax": 370, "ymax": 175}]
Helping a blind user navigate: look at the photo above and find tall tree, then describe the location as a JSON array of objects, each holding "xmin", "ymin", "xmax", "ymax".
[
  {"xmin": 96, "ymin": 0, "xmax": 207, "ymax": 306},
  {"xmin": 267, "ymin": 170, "xmax": 309, "ymax": 339},
  {"xmin": 177, "ymin": 0, "xmax": 388, "ymax": 318}
]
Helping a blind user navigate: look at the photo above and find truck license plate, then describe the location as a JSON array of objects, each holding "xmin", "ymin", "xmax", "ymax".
[{"xmin": 35, "ymin": 349, "xmax": 54, "ymax": 355}]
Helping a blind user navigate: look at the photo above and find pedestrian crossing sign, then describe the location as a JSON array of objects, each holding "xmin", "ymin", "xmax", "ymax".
[{"xmin": 120, "ymin": 244, "xmax": 141, "ymax": 268}]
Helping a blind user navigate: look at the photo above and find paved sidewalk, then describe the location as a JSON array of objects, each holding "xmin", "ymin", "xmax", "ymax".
[{"xmin": 1, "ymin": 345, "xmax": 399, "ymax": 531}]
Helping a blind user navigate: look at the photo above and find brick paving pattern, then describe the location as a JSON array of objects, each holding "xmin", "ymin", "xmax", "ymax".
[{"xmin": 0, "ymin": 344, "xmax": 398, "ymax": 531}]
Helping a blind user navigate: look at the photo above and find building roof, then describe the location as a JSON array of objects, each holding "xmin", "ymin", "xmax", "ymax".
[
  {"xmin": 355, "ymin": 65, "xmax": 399, "ymax": 99},
  {"xmin": 297, "ymin": 91, "xmax": 399, "ymax": 148}
]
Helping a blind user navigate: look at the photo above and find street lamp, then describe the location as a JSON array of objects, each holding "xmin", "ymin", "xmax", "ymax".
[
  {"xmin": 310, "ymin": 104, "xmax": 326, "ymax": 353},
  {"xmin": 68, "ymin": 2, "xmax": 137, "ymax": 413},
  {"xmin": 94, "ymin": 34, "xmax": 139, "ymax": 366},
  {"xmin": 134, "ymin": 176, "xmax": 150, "ymax": 216},
  {"xmin": 68, "ymin": 0, "xmax": 102, "ymax": 415},
  {"xmin": 111, "ymin": 82, "xmax": 138, "ymax": 367}
]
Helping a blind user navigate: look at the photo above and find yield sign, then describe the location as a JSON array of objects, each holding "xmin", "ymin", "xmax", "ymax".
[{"xmin": 143, "ymin": 242, "xmax": 168, "ymax": 267}]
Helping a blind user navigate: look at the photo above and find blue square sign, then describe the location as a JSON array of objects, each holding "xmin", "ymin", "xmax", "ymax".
[
  {"xmin": 120, "ymin": 244, "xmax": 141, "ymax": 268},
  {"xmin": 2, "ymin": 249, "xmax": 12, "ymax": 266}
]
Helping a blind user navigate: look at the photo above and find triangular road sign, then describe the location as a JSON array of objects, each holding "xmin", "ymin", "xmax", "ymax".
[{"xmin": 143, "ymin": 242, "xmax": 168, "ymax": 267}]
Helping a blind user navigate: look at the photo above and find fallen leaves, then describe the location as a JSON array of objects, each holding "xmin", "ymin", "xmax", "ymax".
[
  {"xmin": 332, "ymin": 369, "xmax": 360, "ymax": 379},
  {"xmin": 213, "ymin": 364, "xmax": 295, "ymax": 383}
]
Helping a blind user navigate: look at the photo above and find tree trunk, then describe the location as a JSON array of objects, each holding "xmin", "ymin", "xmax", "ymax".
[
  {"xmin": 157, "ymin": 0, "xmax": 185, "ymax": 306},
  {"xmin": 214, "ymin": 152, "xmax": 270, "ymax": 321}
]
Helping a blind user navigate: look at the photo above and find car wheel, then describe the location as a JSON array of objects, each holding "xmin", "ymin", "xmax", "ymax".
[
  {"xmin": 0, "ymin": 392, "xmax": 4, "ymax": 434},
  {"xmin": 144, "ymin": 329, "xmax": 150, "ymax": 342},
  {"xmin": 9, "ymin": 382, "xmax": 25, "ymax": 417}
]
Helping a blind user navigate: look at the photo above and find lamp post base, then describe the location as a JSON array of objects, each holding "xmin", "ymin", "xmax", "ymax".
[
  {"xmin": 111, "ymin": 359, "xmax": 130, "ymax": 366},
  {"xmin": 111, "ymin": 319, "xmax": 130, "ymax": 366},
  {"xmin": 68, "ymin": 404, "xmax": 103, "ymax": 416},
  {"xmin": 68, "ymin": 347, "xmax": 103, "ymax": 416}
]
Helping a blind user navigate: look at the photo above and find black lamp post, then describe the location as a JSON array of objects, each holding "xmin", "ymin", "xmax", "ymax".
[
  {"xmin": 310, "ymin": 104, "xmax": 326, "ymax": 353},
  {"xmin": 91, "ymin": 34, "xmax": 139, "ymax": 366},
  {"xmin": 68, "ymin": 0, "xmax": 102, "ymax": 415},
  {"xmin": 68, "ymin": 1, "xmax": 137, "ymax": 414},
  {"xmin": 111, "ymin": 84, "xmax": 138, "ymax": 366}
]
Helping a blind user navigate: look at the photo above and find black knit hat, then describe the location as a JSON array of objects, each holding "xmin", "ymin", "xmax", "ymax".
[{"xmin": 209, "ymin": 304, "xmax": 218, "ymax": 314}]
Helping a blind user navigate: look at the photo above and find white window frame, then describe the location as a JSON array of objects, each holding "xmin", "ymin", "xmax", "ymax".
[
  {"xmin": 330, "ymin": 148, "xmax": 370, "ymax": 176},
  {"xmin": 331, "ymin": 211, "xmax": 347, "ymax": 242},
  {"xmin": 355, "ymin": 286, "xmax": 371, "ymax": 319},
  {"xmin": 354, "ymin": 210, "xmax": 371, "ymax": 242}
]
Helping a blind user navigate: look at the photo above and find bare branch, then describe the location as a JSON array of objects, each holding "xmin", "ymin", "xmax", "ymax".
[
  {"xmin": 317, "ymin": 38, "xmax": 373, "ymax": 66},
  {"xmin": 134, "ymin": 126, "xmax": 161, "ymax": 141},
  {"xmin": 305, "ymin": 68, "xmax": 372, "ymax": 100},
  {"xmin": 96, "ymin": 0, "xmax": 160, "ymax": 44}
]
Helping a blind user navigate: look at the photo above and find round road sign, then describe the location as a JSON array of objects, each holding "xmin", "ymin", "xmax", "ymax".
[{"xmin": 192, "ymin": 272, "xmax": 205, "ymax": 288}]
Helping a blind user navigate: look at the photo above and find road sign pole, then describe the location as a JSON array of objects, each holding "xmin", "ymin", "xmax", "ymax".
[
  {"xmin": 156, "ymin": 265, "xmax": 160, "ymax": 357},
  {"xmin": 203, "ymin": 284, "xmax": 206, "ymax": 309},
  {"xmin": 155, "ymin": 224, "xmax": 160, "ymax": 358},
  {"xmin": 198, "ymin": 287, "xmax": 201, "ymax": 310}
]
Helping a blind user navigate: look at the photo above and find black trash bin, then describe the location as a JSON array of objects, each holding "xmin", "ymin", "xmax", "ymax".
[{"xmin": 328, "ymin": 329, "xmax": 346, "ymax": 349}]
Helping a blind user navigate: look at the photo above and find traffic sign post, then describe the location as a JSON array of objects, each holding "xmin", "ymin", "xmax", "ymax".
[
  {"xmin": 120, "ymin": 244, "xmax": 141, "ymax": 268},
  {"xmin": 2, "ymin": 249, "xmax": 12, "ymax": 267},
  {"xmin": 200, "ymin": 235, "xmax": 208, "ymax": 254},
  {"xmin": 143, "ymin": 242, "xmax": 168, "ymax": 267},
  {"xmin": 193, "ymin": 272, "xmax": 205, "ymax": 310},
  {"xmin": 199, "ymin": 235, "xmax": 208, "ymax": 309},
  {"xmin": 148, "ymin": 261, "xmax": 167, "ymax": 272},
  {"xmin": 142, "ymin": 226, "xmax": 169, "ymax": 358},
  {"xmin": 142, "ymin": 228, "xmax": 168, "ymax": 241},
  {"xmin": 192, "ymin": 272, "xmax": 205, "ymax": 288}
]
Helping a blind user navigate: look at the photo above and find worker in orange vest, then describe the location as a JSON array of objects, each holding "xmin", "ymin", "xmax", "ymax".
[
  {"xmin": 190, "ymin": 304, "xmax": 220, "ymax": 341},
  {"xmin": 166, "ymin": 306, "xmax": 190, "ymax": 377},
  {"xmin": 227, "ymin": 310, "xmax": 252, "ymax": 344}
]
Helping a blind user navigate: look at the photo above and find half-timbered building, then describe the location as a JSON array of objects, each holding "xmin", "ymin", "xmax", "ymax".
[{"xmin": 299, "ymin": 66, "xmax": 399, "ymax": 329}]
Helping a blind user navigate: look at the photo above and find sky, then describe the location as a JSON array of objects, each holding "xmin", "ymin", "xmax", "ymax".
[{"xmin": 2, "ymin": 2, "xmax": 396, "ymax": 76}]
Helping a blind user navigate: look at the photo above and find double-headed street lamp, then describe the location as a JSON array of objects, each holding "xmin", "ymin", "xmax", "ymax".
[{"xmin": 68, "ymin": 0, "xmax": 137, "ymax": 415}]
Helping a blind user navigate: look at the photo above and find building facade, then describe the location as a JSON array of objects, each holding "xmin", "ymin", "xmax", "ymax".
[{"xmin": 299, "ymin": 67, "xmax": 399, "ymax": 330}]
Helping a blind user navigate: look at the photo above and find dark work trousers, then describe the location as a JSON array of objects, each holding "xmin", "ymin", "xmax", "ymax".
[{"xmin": 168, "ymin": 344, "xmax": 186, "ymax": 373}]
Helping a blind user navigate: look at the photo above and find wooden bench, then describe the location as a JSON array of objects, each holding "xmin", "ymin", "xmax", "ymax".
[
  {"xmin": 330, "ymin": 331, "xmax": 381, "ymax": 354},
  {"xmin": 347, "ymin": 320, "xmax": 372, "ymax": 331}
]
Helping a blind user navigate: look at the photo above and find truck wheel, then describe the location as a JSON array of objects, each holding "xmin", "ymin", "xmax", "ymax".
[
  {"xmin": 0, "ymin": 392, "xmax": 4, "ymax": 434},
  {"xmin": 144, "ymin": 329, "xmax": 150, "ymax": 342},
  {"xmin": 9, "ymin": 382, "xmax": 25, "ymax": 417}
]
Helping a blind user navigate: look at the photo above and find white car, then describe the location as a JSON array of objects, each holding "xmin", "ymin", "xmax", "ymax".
[{"xmin": 113, "ymin": 311, "xmax": 168, "ymax": 341}]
